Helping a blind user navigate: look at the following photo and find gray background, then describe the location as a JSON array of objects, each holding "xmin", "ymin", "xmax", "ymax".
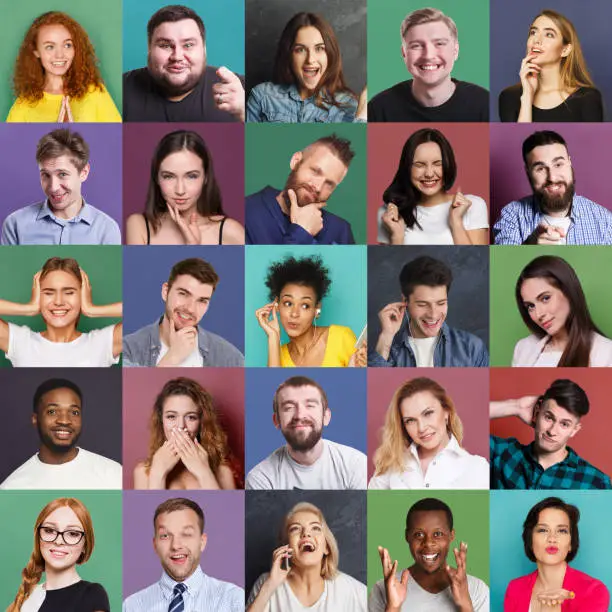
[{"xmin": 245, "ymin": 0, "xmax": 366, "ymax": 95}]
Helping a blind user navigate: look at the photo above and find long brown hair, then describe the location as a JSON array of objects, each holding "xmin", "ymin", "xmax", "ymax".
[
  {"xmin": 13, "ymin": 11, "xmax": 104, "ymax": 102},
  {"xmin": 8, "ymin": 498, "xmax": 95, "ymax": 612},
  {"xmin": 273, "ymin": 12, "xmax": 355, "ymax": 108}
]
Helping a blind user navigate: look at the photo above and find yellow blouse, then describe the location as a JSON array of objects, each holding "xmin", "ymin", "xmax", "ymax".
[
  {"xmin": 280, "ymin": 325, "xmax": 357, "ymax": 367},
  {"xmin": 6, "ymin": 85, "xmax": 121, "ymax": 123}
]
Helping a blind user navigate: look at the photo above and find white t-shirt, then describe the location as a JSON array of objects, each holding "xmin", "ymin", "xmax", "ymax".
[
  {"xmin": 246, "ymin": 440, "xmax": 367, "ymax": 490},
  {"xmin": 369, "ymin": 572, "xmax": 489, "ymax": 612},
  {"xmin": 247, "ymin": 572, "xmax": 367, "ymax": 611},
  {"xmin": 6, "ymin": 323, "xmax": 119, "ymax": 367},
  {"xmin": 540, "ymin": 214, "xmax": 571, "ymax": 245},
  {"xmin": 377, "ymin": 196, "xmax": 489, "ymax": 245},
  {"xmin": 0, "ymin": 448, "xmax": 122, "ymax": 489},
  {"xmin": 408, "ymin": 336, "xmax": 437, "ymax": 367},
  {"xmin": 156, "ymin": 337, "xmax": 204, "ymax": 367}
]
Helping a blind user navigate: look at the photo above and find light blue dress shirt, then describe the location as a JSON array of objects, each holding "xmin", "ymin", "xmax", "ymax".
[{"xmin": 1, "ymin": 199, "xmax": 121, "ymax": 245}]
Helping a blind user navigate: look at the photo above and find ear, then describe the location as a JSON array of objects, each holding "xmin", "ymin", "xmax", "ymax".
[
  {"xmin": 31, "ymin": 413, "xmax": 38, "ymax": 428},
  {"xmin": 450, "ymin": 529, "xmax": 456, "ymax": 544},
  {"xmin": 323, "ymin": 407, "xmax": 331, "ymax": 427},
  {"xmin": 80, "ymin": 163, "xmax": 91, "ymax": 183},
  {"xmin": 273, "ymin": 412, "xmax": 280, "ymax": 429},
  {"xmin": 289, "ymin": 151, "xmax": 303, "ymax": 171},
  {"xmin": 561, "ymin": 44, "xmax": 572, "ymax": 58},
  {"xmin": 401, "ymin": 44, "xmax": 407, "ymax": 61},
  {"xmin": 33, "ymin": 49, "xmax": 40, "ymax": 59},
  {"xmin": 453, "ymin": 40, "xmax": 459, "ymax": 61},
  {"xmin": 200, "ymin": 532, "xmax": 208, "ymax": 553},
  {"xmin": 161, "ymin": 282, "xmax": 169, "ymax": 303},
  {"xmin": 569, "ymin": 422, "xmax": 582, "ymax": 438}
]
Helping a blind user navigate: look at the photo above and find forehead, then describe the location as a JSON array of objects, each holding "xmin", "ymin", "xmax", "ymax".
[
  {"xmin": 400, "ymin": 390, "xmax": 441, "ymax": 417},
  {"xmin": 278, "ymin": 385, "xmax": 323, "ymax": 405},
  {"xmin": 527, "ymin": 143, "xmax": 569, "ymax": 166},
  {"xmin": 404, "ymin": 20, "xmax": 454, "ymax": 43},
  {"xmin": 530, "ymin": 15, "xmax": 560, "ymax": 33},
  {"xmin": 39, "ymin": 154, "xmax": 79, "ymax": 172},
  {"xmin": 288, "ymin": 510, "xmax": 321, "ymax": 526},
  {"xmin": 44, "ymin": 505, "xmax": 82, "ymax": 527},
  {"xmin": 169, "ymin": 275, "xmax": 214, "ymax": 298},
  {"xmin": 520, "ymin": 277, "xmax": 560, "ymax": 299},
  {"xmin": 540, "ymin": 398, "xmax": 577, "ymax": 422},
  {"xmin": 413, "ymin": 141, "xmax": 442, "ymax": 161},
  {"xmin": 160, "ymin": 150, "xmax": 204, "ymax": 172},
  {"xmin": 408, "ymin": 509, "xmax": 450, "ymax": 531},
  {"xmin": 300, "ymin": 145, "xmax": 347, "ymax": 180},
  {"xmin": 408, "ymin": 284, "xmax": 448, "ymax": 301},
  {"xmin": 155, "ymin": 508, "xmax": 200, "ymax": 531},
  {"xmin": 40, "ymin": 387, "xmax": 81, "ymax": 407},
  {"xmin": 294, "ymin": 26, "xmax": 324, "ymax": 45},
  {"xmin": 280, "ymin": 282, "xmax": 317, "ymax": 301},
  {"xmin": 162, "ymin": 394, "xmax": 200, "ymax": 414},
  {"xmin": 151, "ymin": 19, "xmax": 202, "ymax": 43},
  {"xmin": 537, "ymin": 507, "xmax": 570, "ymax": 526},
  {"xmin": 40, "ymin": 270, "xmax": 80, "ymax": 288},
  {"xmin": 37, "ymin": 24, "xmax": 72, "ymax": 42}
]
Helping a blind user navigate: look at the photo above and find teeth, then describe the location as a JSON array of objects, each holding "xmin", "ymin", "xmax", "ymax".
[
  {"xmin": 420, "ymin": 64, "xmax": 440, "ymax": 71},
  {"xmin": 422, "ymin": 553, "xmax": 439, "ymax": 561}
]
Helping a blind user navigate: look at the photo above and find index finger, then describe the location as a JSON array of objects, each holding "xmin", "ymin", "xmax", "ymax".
[
  {"xmin": 287, "ymin": 189, "xmax": 298, "ymax": 209},
  {"xmin": 385, "ymin": 301, "xmax": 406, "ymax": 310}
]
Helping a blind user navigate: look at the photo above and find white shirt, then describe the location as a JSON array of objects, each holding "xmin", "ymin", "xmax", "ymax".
[
  {"xmin": 369, "ymin": 572, "xmax": 489, "ymax": 611},
  {"xmin": 408, "ymin": 336, "xmax": 437, "ymax": 367},
  {"xmin": 368, "ymin": 435, "xmax": 489, "ymax": 490},
  {"xmin": 156, "ymin": 337, "xmax": 204, "ymax": 367},
  {"xmin": 0, "ymin": 448, "xmax": 122, "ymax": 489},
  {"xmin": 533, "ymin": 350, "xmax": 563, "ymax": 367},
  {"xmin": 6, "ymin": 323, "xmax": 119, "ymax": 367},
  {"xmin": 377, "ymin": 196, "xmax": 489, "ymax": 245},
  {"xmin": 247, "ymin": 571, "xmax": 367, "ymax": 611},
  {"xmin": 246, "ymin": 440, "xmax": 367, "ymax": 490},
  {"xmin": 541, "ymin": 214, "xmax": 571, "ymax": 245}
]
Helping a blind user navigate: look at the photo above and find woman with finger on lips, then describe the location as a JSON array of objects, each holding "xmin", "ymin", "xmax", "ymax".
[
  {"xmin": 504, "ymin": 497, "xmax": 609, "ymax": 611},
  {"xmin": 377, "ymin": 128, "xmax": 489, "ymax": 245},
  {"xmin": 125, "ymin": 130, "xmax": 245, "ymax": 245},
  {"xmin": 246, "ymin": 502, "xmax": 367, "ymax": 611},
  {"xmin": 499, "ymin": 10, "xmax": 603, "ymax": 123},
  {"xmin": 133, "ymin": 377, "xmax": 241, "ymax": 489}
]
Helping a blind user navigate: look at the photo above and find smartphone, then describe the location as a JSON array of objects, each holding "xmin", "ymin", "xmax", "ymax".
[
  {"xmin": 355, "ymin": 325, "xmax": 367, "ymax": 349},
  {"xmin": 282, "ymin": 553, "xmax": 292, "ymax": 571}
]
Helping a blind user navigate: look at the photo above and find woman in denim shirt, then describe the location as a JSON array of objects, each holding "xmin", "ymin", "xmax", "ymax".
[{"xmin": 247, "ymin": 12, "xmax": 367, "ymax": 123}]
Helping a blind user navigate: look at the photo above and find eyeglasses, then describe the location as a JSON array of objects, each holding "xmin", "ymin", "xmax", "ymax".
[{"xmin": 38, "ymin": 526, "xmax": 85, "ymax": 546}]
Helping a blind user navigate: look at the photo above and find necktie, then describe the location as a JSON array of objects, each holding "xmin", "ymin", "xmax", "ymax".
[{"xmin": 168, "ymin": 582, "xmax": 187, "ymax": 612}]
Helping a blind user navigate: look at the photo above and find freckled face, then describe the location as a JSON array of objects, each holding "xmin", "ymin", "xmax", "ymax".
[{"xmin": 34, "ymin": 24, "xmax": 75, "ymax": 78}]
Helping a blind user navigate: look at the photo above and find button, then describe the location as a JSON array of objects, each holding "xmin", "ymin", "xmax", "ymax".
[
  {"xmin": 433, "ymin": 461, "xmax": 437, "ymax": 466},
  {"xmin": 425, "ymin": 483, "xmax": 430, "ymax": 488}
]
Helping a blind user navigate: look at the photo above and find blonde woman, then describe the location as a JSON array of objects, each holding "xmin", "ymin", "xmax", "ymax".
[
  {"xmin": 369, "ymin": 377, "xmax": 489, "ymax": 489},
  {"xmin": 247, "ymin": 502, "xmax": 366, "ymax": 611}
]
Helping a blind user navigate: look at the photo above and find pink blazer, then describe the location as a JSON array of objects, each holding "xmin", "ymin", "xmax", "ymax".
[{"xmin": 504, "ymin": 566, "xmax": 609, "ymax": 612}]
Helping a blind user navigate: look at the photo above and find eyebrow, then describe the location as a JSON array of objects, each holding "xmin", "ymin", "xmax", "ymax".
[
  {"xmin": 41, "ymin": 285, "xmax": 79, "ymax": 291},
  {"xmin": 155, "ymin": 36, "xmax": 199, "ymax": 43},
  {"xmin": 42, "ymin": 522, "xmax": 83, "ymax": 529},
  {"xmin": 41, "ymin": 38, "xmax": 73, "ymax": 44},
  {"xmin": 531, "ymin": 156, "xmax": 567, "ymax": 166},
  {"xmin": 536, "ymin": 522, "xmax": 570, "ymax": 528},
  {"xmin": 40, "ymin": 168, "xmax": 72, "ymax": 174},
  {"xmin": 288, "ymin": 521, "xmax": 322, "ymax": 528},
  {"xmin": 160, "ymin": 168, "xmax": 201, "ymax": 174},
  {"xmin": 281, "ymin": 397, "xmax": 321, "ymax": 405},
  {"xmin": 280, "ymin": 293, "xmax": 313, "ymax": 301},
  {"xmin": 45, "ymin": 401, "xmax": 81, "ymax": 408}
]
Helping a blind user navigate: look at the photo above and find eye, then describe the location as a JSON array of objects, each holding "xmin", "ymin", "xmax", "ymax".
[
  {"xmin": 159, "ymin": 43, "xmax": 171, "ymax": 49},
  {"xmin": 559, "ymin": 528, "xmax": 569, "ymax": 534},
  {"xmin": 300, "ymin": 303, "xmax": 311, "ymax": 310},
  {"xmin": 311, "ymin": 525, "xmax": 322, "ymax": 532},
  {"xmin": 45, "ymin": 44, "xmax": 53, "ymax": 50},
  {"xmin": 187, "ymin": 173, "xmax": 200, "ymax": 180},
  {"xmin": 184, "ymin": 42, "xmax": 194, "ymax": 48},
  {"xmin": 435, "ymin": 41, "xmax": 447, "ymax": 47},
  {"xmin": 160, "ymin": 173, "xmax": 174, "ymax": 180},
  {"xmin": 47, "ymin": 409, "xmax": 56, "ymax": 415},
  {"xmin": 187, "ymin": 415, "xmax": 199, "ymax": 421},
  {"xmin": 434, "ymin": 531, "xmax": 444, "ymax": 537},
  {"xmin": 65, "ymin": 42, "xmax": 73, "ymax": 49},
  {"xmin": 159, "ymin": 533, "xmax": 169, "ymax": 539},
  {"xmin": 289, "ymin": 526, "xmax": 300, "ymax": 533},
  {"xmin": 541, "ymin": 295, "xmax": 550, "ymax": 303},
  {"xmin": 41, "ymin": 526, "xmax": 55, "ymax": 535},
  {"xmin": 282, "ymin": 300, "xmax": 292, "ymax": 307},
  {"xmin": 58, "ymin": 172, "xmax": 68, "ymax": 178},
  {"xmin": 72, "ymin": 410, "xmax": 80, "ymax": 416},
  {"xmin": 424, "ymin": 410, "xmax": 434, "ymax": 417},
  {"xmin": 67, "ymin": 530, "xmax": 82, "ymax": 538}
]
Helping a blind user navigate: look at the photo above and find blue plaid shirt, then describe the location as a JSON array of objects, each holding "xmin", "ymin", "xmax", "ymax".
[
  {"xmin": 490, "ymin": 435, "xmax": 612, "ymax": 490},
  {"xmin": 493, "ymin": 195, "xmax": 612, "ymax": 245}
]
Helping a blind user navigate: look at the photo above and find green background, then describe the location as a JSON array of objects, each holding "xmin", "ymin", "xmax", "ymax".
[
  {"xmin": 0, "ymin": 491, "xmax": 122, "ymax": 611},
  {"xmin": 0, "ymin": 246, "xmax": 122, "ymax": 368},
  {"xmin": 244, "ymin": 245, "xmax": 367, "ymax": 367},
  {"xmin": 0, "ymin": 0, "xmax": 123, "ymax": 119},
  {"xmin": 245, "ymin": 124, "xmax": 367, "ymax": 244},
  {"xmin": 367, "ymin": 490, "xmax": 490, "ymax": 594},
  {"xmin": 490, "ymin": 246, "xmax": 612, "ymax": 366},
  {"xmin": 367, "ymin": 0, "xmax": 490, "ymax": 97}
]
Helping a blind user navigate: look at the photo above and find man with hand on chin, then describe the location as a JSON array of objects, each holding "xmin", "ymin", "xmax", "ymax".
[
  {"xmin": 245, "ymin": 134, "xmax": 356, "ymax": 244},
  {"xmin": 123, "ymin": 5, "xmax": 245, "ymax": 122},
  {"xmin": 122, "ymin": 257, "xmax": 244, "ymax": 367},
  {"xmin": 490, "ymin": 379, "xmax": 611, "ymax": 489},
  {"xmin": 368, "ymin": 256, "xmax": 488, "ymax": 367},
  {"xmin": 369, "ymin": 498, "xmax": 489, "ymax": 611}
]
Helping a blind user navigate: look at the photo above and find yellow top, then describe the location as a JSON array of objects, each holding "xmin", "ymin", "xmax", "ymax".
[
  {"xmin": 6, "ymin": 85, "xmax": 121, "ymax": 123},
  {"xmin": 280, "ymin": 325, "xmax": 357, "ymax": 368}
]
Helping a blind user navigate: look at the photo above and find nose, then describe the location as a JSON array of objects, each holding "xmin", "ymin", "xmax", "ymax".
[
  {"xmin": 423, "ymin": 42, "xmax": 437, "ymax": 57},
  {"xmin": 50, "ymin": 176, "xmax": 63, "ymax": 192},
  {"xmin": 170, "ymin": 45, "xmax": 185, "ymax": 61},
  {"xmin": 534, "ymin": 303, "xmax": 546, "ymax": 321},
  {"xmin": 175, "ymin": 178, "xmax": 186, "ymax": 196}
]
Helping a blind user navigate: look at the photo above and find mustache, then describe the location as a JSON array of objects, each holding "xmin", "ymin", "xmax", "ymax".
[{"xmin": 289, "ymin": 418, "xmax": 315, "ymax": 428}]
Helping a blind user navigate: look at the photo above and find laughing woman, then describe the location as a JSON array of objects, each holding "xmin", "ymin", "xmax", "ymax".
[{"xmin": 247, "ymin": 12, "xmax": 366, "ymax": 123}]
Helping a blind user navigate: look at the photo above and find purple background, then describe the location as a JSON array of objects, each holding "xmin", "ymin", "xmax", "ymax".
[
  {"xmin": 122, "ymin": 245, "xmax": 245, "ymax": 351},
  {"xmin": 489, "ymin": 123, "xmax": 612, "ymax": 226},
  {"xmin": 122, "ymin": 123, "xmax": 245, "ymax": 237},
  {"xmin": 490, "ymin": 0, "xmax": 612, "ymax": 121},
  {"xmin": 0, "ymin": 123, "xmax": 122, "ymax": 226},
  {"xmin": 122, "ymin": 490, "xmax": 245, "ymax": 596}
]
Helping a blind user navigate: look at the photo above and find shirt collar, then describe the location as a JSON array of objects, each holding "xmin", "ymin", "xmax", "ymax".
[
  {"xmin": 37, "ymin": 199, "xmax": 94, "ymax": 225},
  {"xmin": 159, "ymin": 565, "xmax": 204, "ymax": 600},
  {"xmin": 532, "ymin": 194, "xmax": 582, "ymax": 221}
]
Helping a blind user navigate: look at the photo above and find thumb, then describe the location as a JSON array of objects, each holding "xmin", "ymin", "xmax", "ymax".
[{"xmin": 216, "ymin": 66, "xmax": 235, "ymax": 83}]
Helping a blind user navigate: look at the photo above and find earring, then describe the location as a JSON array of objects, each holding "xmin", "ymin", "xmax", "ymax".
[{"xmin": 316, "ymin": 308, "xmax": 321, "ymax": 317}]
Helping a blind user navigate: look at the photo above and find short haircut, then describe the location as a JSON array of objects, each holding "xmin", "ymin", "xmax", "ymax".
[
  {"xmin": 33, "ymin": 378, "xmax": 83, "ymax": 413},
  {"xmin": 147, "ymin": 4, "xmax": 206, "ymax": 45},
  {"xmin": 272, "ymin": 376, "xmax": 329, "ymax": 416},
  {"xmin": 539, "ymin": 379, "xmax": 589, "ymax": 419},
  {"xmin": 401, "ymin": 7, "xmax": 458, "ymax": 42},
  {"xmin": 522, "ymin": 130, "xmax": 568, "ymax": 165},
  {"xmin": 265, "ymin": 255, "xmax": 332, "ymax": 303},
  {"xmin": 405, "ymin": 498, "xmax": 454, "ymax": 532},
  {"xmin": 153, "ymin": 497, "xmax": 205, "ymax": 533},
  {"xmin": 399, "ymin": 256, "xmax": 453, "ymax": 298},
  {"xmin": 305, "ymin": 134, "xmax": 355, "ymax": 168},
  {"xmin": 167, "ymin": 258, "xmax": 219, "ymax": 292},
  {"xmin": 36, "ymin": 129, "xmax": 90, "ymax": 172},
  {"xmin": 522, "ymin": 497, "xmax": 580, "ymax": 563}
]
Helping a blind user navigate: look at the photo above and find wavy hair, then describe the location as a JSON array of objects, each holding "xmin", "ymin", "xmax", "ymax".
[
  {"xmin": 373, "ymin": 378, "xmax": 463, "ymax": 476},
  {"xmin": 13, "ymin": 11, "xmax": 104, "ymax": 102}
]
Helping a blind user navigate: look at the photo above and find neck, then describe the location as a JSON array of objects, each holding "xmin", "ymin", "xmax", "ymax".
[
  {"xmin": 536, "ymin": 562, "xmax": 568, "ymax": 589},
  {"xmin": 41, "ymin": 325, "xmax": 79, "ymax": 343},
  {"xmin": 44, "ymin": 73, "xmax": 65, "ymax": 95},
  {"xmin": 417, "ymin": 433, "xmax": 450, "ymax": 462},
  {"xmin": 287, "ymin": 439, "xmax": 325, "ymax": 466},
  {"xmin": 534, "ymin": 442, "xmax": 568, "ymax": 470},
  {"xmin": 537, "ymin": 64, "xmax": 565, "ymax": 92},
  {"xmin": 547, "ymin": 328, "xmax": 569, "ymax": 351},
  {"xmin": 44, "ymin": 566, "xmax": 81, "ymax": 590},
  {"xmin": 411, "ymin": 78, "xmax": 455, "ymax": 107},
  {"xmin": 50, "ymin": 197, "xmax": 84, "ymax": 221},
  {"xmin": 38, "ymin": 446, "xmax": 79, "ymax": 465},
  {"xmin": 409, "ymin": 563, "xmax": 450, "ymax": 593},
  {"xmin": 290, "ymin": 326, "xmax": 317, "ymax": 351},
  {"xmin": 288, "ymin": 564, "xmax": 326, "ymax": 588},
  {"xmin": 419, "ymin": 191, "xmax": 451, "ymax": 207}
]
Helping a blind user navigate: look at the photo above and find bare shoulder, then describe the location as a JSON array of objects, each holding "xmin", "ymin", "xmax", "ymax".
[
  {"xmin": 133, "ymin": 461, "xmax": 149, "ymax": 488},
  {"xmin": 216, "ymin": 463, "xmax": 237, "ymax": 489},
  {"xmin": 220, "ymin": 217, "xmax": 245, "ymax": 245},
  {"xmin": 125, "ymin": 213, "xmax": 147, "ymax": 245}
]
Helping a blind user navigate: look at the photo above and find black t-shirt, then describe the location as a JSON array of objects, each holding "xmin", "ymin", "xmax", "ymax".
[
  {"xmin": 368, "ymin": 78, "xmax": 489, "ymax": 122},
  {"xmin": 39, "ymin": 580, "xmax": 110, "ymax": 612},
  {"xmin": 498, "ymin": 84, "xmax": 604, "ymax": 122},
  {"xmin": 122, "ymin": 65, "xmax": 242, "ymax": 122}
]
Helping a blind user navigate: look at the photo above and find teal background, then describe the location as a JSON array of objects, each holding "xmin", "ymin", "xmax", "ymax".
[
  {"xmin": 490, "ymin": 247, "xmax": 612, "ymax": 366},
  {"xmin": 0, "ymin": 0, "xmax": 123, "ymax": 118},
  {"xmin": 245, "ymin": 124, "xmax": 367, "ymax": 244},
  {"xmin": 0, "ymin": 491, "xmax": 122, "ymax": 612},
  {"xmin": 367, "ymin": 0, "xmax": 490, "ymax": 97},
  {"xmin": 245, "ymin": 245, "xmax": 367, "ymax": 367},
  {"xmin": 490, "ymin": 490, "xmax": 612, "ymax": 611},
  {"xmin": 122, "ymin": 0, "xmax": 245, "ymax": 75},
  {"xmin": 0, "ymin": 246, "xmax": 122, "ymax": 368}
]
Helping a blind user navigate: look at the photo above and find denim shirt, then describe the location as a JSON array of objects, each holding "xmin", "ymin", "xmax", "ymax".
[
  {"xmin": 247, "ymin": 82, "xmax": 364, "ymax": 123},
  {"xmin": 123, "ymin": 319, "xmax": 244, "ymax": 367},
  {"xmin": 368, "ymin": 320, "xmax": 489, "ymax": 367}
]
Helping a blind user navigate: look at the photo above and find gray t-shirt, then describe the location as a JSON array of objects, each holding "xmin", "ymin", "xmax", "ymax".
[
  {"xmin": 245, "ymin": 440, "xmax": 367, "ymax": 490},
  {"xmin": 369, "ymin": 572, "xmax": 489, "ymax": 612}
]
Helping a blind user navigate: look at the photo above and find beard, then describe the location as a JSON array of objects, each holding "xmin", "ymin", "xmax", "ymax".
[
  {"xmin": 38, "ymin": 424, "xmax": 80, "ymax": 455},
  {"xmin": 282, "ymin": 419, "xmax": 323, "ymax": 452},
  {"xmin": 284, "ymin": 168, "xmax": 324, "ymax": 208},
  {"xmin": 532, "ymin": 172, "xmax": 575, "ymax": 215},
  {"xmin": 147, "ymin": 58, "xmax": 204, "ymax": 98}
]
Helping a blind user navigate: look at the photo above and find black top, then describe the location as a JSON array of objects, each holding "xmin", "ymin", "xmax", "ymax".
[
  {"xmin": 144, "ymin": 216, "xmax": 227, "ymax": 244},
  {"xmin": 123, "ymin": 65, "xmax": 243, "ymax": 122},
  {"xmin": 368, "ymin": 78, "xmax": 489, "ymax": 122},
  {"xmin": 39, "ymin": 580, "xmax": 109, "ymax": 612},
  {"xmin": 498, "ymin": 84, "xmax": 604, "ymax": 122}
]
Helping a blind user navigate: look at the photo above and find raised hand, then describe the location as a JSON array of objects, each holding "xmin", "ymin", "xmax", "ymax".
[
  {"xmin": 213, "ymin": 67, "xmax": 245, "ymax": 121},
  {"xmin": 150, "ymin": 440, "xmax": 180, "ymax": 479},
  {"xmin": 378, "ymin": 546, "xmax": 409, "ymax": 610},
  {"xmin": 520, "ymin": 53, "xmax": 541, "ymax": 99},
  {"xmin": 446, "ymin": 542, "xmax": 473, "ymax": 612},
  {"xmin": 80, "ymin": 268, "xmax": 94, "ymax": 316},
  {"xmin": 535, "ymin": 588, "xmax": 575, "ymax": 608},
  {"xmin": 348, "ymin": 344, "xmax": 367, "ymax": 368},
  {"xmin": 167, "ymin": 203, "xmax": 201, "ymax": 245},
  {"xmin": 356, "ymin": 86, "xmax": 367, "ymax": 120},
  {"xmin": 165, "ymin": 318, "xmax": 198, "ymax": 365},
  {"xmin": 171, "ymin": 429, "xmax": 213, "ymax": 484},
  {"xmin": 382, "ymin": 203, "xmax": 406, "ymax": 244},
  {"xmin": 255, "ymin": 302, "xmax": 281, "ymax": 338},
  {"xmin": 535, "ymin": 225, "xmax": 566, "ymax": 245},
  {"xmin": 449, "ymin": 190, "xmax": 472, "ymax": 223},
  {"xmin": 269, "ymin": 545, "xmax": 293, "ymax": 589},
  {"xmin": 27, "ymin": 271, "xmax": 42, "ymax": 316},
  {"xmin": 516, "ymin": 395, "xmax": 540, "ymax": 426},
  {"xmin": 378, "ymin": 302, "xmax": 406, "ymax": 338},
  {"xmin": 288, "ymin": 189, "xmax": 324, "ymax": 237}
]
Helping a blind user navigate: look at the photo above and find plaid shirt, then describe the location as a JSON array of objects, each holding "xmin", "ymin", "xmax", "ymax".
[
  {"xmin": 493, "ymin": 195, "xmax": 612, "ymax": 245},
  {"xmin": 490, "ymin": 435, "xmax": 612, "ymax": 490}
]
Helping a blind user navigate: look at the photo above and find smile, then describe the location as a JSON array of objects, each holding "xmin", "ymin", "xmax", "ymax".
[
  {"xmin": 299, "ymin": 540, "xmax": 316, "ymax": 552},
  {"xmin": 49, "ymin": 310, "xmax": 70, "ymax": 317},
  {"xmin": 540, "ymin": 318, "xmax": 554, "ymax": 330},
  {"xmin": 420, "ymin": 179, "xmax": 440, "ymax": 188},
  {"xmin": 419, "ymin": 431, "xmax": 436, "ymax": 442},
  {"xmin": 421, "ymin": 552, "xmax": 440, "ymax": 564},
  {"xmin": 176, "ymin": 312, "xmax": 194, "ymax": 321},
  {"xmin": 302, "ymin": 67, "xmax": 320, "ymax": 78},
  {"xmin": 170, "ymin": 554, "xmax": 188, "ymax": 563},
  {"xmin": 51, "ymin": 61, "xmax": 68, "ymax": 66},
  {"xmin": 418, "ymin": 63, "xmax": 443, "ymax": 71},
  {"xmin": 53, "ymin": 429, "xmax": 73, "ymax": 439},
  {"xmin": 49, "ymin": 549, "xmax": 69, "ymax": 558},
  {"xmin": 421, "ymin": 319, "xmax": 441, "ymax": 328},
  {"xmin": 167, "ymin": 64, "xmax": 189, "ymax": 73}
]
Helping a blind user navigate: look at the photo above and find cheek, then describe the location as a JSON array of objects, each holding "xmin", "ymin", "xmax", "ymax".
[{"xmin": 188, "ymin": 419, "xmax": 200, "ymax": 435}]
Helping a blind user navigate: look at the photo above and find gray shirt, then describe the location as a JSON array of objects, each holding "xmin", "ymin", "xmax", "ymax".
[{"xmin": 122, "ymin": 319, "xmax": 244, "ymax": 367}]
